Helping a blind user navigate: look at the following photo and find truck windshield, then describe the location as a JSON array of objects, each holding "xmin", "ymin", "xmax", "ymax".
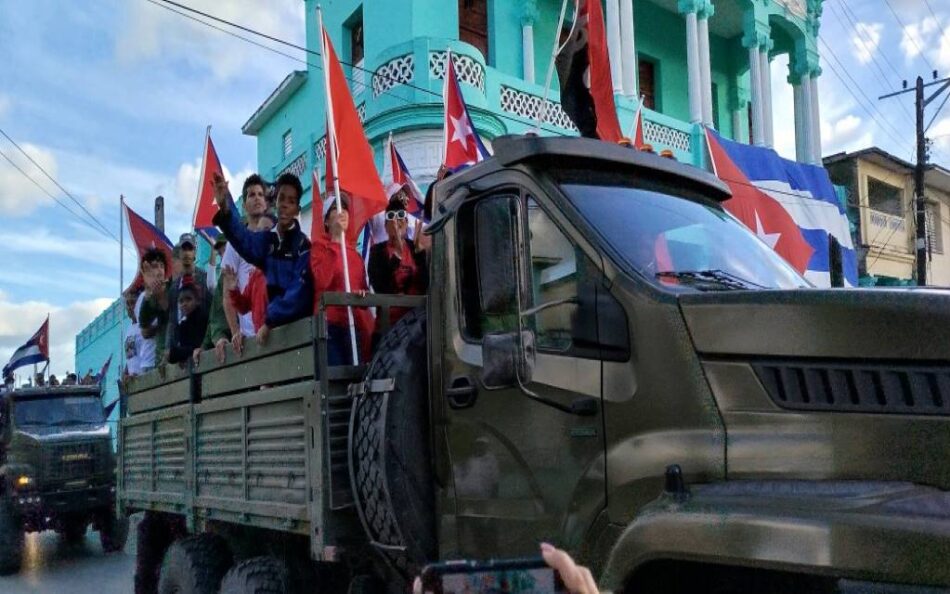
[
  {"xmin": 562, "ymin": 183, "xmax": 809, "ymax": 291},
  {"xmin": 13, "ymin": 396, "xmax": 105, "ymax": 426}
]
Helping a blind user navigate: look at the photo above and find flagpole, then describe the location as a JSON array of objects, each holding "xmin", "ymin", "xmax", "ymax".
[
  {"xmin": 193, "ymin": 126, "xmax": 211, "ymax": 241},
  {"xmin": 534, "ymin": 0, "xmax": 575, "ymax": 134},
  {"xmin": 442, "ymin": 49, "xmax": 452, "ymax": 165},
  {"xmin": 119, "ymin": 195, "xmax": 126, "ymax": 386},
  {"xmin": 318, "ymin": 5, "xmax": 360, "ymax": 366}
]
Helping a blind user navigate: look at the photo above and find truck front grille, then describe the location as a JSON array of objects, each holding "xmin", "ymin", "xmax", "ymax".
[
  {"xmin": 44, "ymin": 443, "xmax": 98, "ymax": 481},
  {"xmin": 752, "ymin": 361, "xmax": 950, "ymax": 415}
]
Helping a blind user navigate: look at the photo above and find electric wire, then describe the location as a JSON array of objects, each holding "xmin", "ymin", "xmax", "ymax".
[
  {"xmin": 839, "ymin": 1, "xmax": 906, "ymax": 82},
  {"xmin": 0, "ymin": 127, "xmax": 120, "ymax": 243},
  {"xmin": 881, "ymin": 0, "xmax": 937, "ymax": 72}
]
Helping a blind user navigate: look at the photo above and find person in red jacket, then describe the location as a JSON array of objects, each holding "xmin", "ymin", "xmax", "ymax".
[
  {"xmin": 311, "ymin": 191, "xmax": 373, "ymax": 365},
  {"xmin": 222, "ymin": 214, "xmax": 276, "ymax": 333}
]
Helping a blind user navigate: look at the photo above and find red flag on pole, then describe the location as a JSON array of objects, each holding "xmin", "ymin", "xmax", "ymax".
[
  {"xmin": 555, "ymin": 0, "xmax": 623, "ymax": 142},
  {"xmin": 193, "ymin": 127, "xmax": 224, "ymax": 244},
  {"xmin": 124, "ymin": 202, "xmax": 175, "ymax": 292},
  {"xmin": 320, "ymin": 26, "xmax": 388, "ymax": 245}
]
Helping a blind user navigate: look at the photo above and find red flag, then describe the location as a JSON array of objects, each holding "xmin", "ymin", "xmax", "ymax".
[
  {"xmin": 124, "ymin": 202, "xmax": 175, "ymax": 292},
  {"xmin": 193, "ymin": 128, "xmax": 224, "ymax": 244},
  {"xmin": 555, "ymin": 0, "xmax": 623, "ymax": 142},
  {"xmin": 320, "ymin": 26, "xmax": 388, "ymax": 245},
  {"xmin": 706, "ymin": 129, "xmax": 814, "ymax": 273},
  {"xmin": 443, "ymin": 53, "xmax": 490, "ymax": 171}
]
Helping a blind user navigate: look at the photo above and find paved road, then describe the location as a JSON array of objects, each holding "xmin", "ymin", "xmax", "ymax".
[{"xmin": 0, "ymin": 528, "xmax": 134, "ymax": 594}]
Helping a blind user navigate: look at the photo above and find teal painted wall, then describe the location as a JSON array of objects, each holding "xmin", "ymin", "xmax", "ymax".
[{"xmin": 75, "ymin": 297, "xmax": 123, "ymax": 444}]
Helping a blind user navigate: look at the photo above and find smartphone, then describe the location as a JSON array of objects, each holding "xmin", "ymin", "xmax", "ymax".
[{"xmin": 420, "ymin": 557, "xmax": 568, "ymax": 594}]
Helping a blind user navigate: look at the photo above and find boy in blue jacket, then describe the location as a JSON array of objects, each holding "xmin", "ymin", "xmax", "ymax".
[{"xmin": 212, "ymin": 171, "xmax": 313, "ymax": 345}]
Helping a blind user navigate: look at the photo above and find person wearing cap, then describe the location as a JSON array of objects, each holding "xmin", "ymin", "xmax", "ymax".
[
  {"xmin": 311, "ymin": 191, "xmax": 373, "ymax": 365},
  {"xmin": 368, "ymin": 194, "xmax": 429, "ymax": 330},
  {"xmin": 218, "ymin": 174, "xmax": 271, "ymax": 358},
  {"xmin": 213, "ymin": 171, "xmax": 313, "ymax": 346},
  {"xmin": 157, "ymin": 231, "xmax": 212, "ymax": 362}
]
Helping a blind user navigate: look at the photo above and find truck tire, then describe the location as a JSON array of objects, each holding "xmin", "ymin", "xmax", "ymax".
[
  {"xmin": 157, "ymin": 533, "xmax": 232, "ymax": 594},
  {"xmin": 0, "ymin": 500, "xmax": 23, "ymax": 576},
  {"xmin": 135, "ymin": 512, "xmax": 186, "ymax": 594},
  {"xmin": 219, "ymin": 557, "xmax": 290, "ymax": 594},
  {"xmin": 350, "ymin": 307, "xmax": 436, "ymax": 579},
  {"xmin": 98, "ymin": 510, "xmax": 130, "ymax": 553},
  {"xmin": 60, "ymin": 515, "xmax": 88, "ymax": 544}
]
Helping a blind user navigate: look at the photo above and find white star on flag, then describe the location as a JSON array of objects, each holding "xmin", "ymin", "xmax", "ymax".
[
  {"xmin": 754, "ymin": 211, "xmax": 781, "ymax": 249},
  {"xmin": 450, "ymin": 114, "xmax": 471, "ymax": 150}
]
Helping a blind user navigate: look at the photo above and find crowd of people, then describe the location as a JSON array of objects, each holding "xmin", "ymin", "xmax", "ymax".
[{"xmin": 122, "ymin": 170, "xmax": 430, "ymax": 377}]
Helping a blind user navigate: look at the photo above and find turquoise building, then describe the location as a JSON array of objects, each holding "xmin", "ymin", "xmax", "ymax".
[
  {"xmin": 242, "ymin": 0, "xmax": 827, "ymax": 226},
  {"xmin": 74, "ymin": 297, "xmax": 124, "ymax": 440}
]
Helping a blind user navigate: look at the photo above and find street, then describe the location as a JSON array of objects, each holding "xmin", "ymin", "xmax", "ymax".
[{"xmin": 0, "ymin": 527, "xmax": 133, "ymax": 594}]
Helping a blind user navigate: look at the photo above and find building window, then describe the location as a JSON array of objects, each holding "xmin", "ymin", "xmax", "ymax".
[
  {"xmin": 282, "ymin": 130, "xmax": 292, "ymax": 159},
  {"xmin": 867, "ymin": 177, "xmax": 903, "ymax": 217},
  {"xmin": 459, "ymin": 0, "xmax": 489, "ymax": 61},
  {"xmin": 347, "ymin": 7, "xmax": 365, "ymax": 95},
  {"xmin": 638, "ymin": 58, "xmax": 656, "ymax": 110},
  {"xmin": 926, "ymin": 202, "xmax": 943, "ymax": 255}
]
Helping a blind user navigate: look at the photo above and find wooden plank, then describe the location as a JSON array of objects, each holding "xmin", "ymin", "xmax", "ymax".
[
  {"xmin": 201, "ymin": 349, "xmax": 315, "ymax": 398},
  {"xmin": 195, "ymin": 317, "xmax": 316, "ymax": 377},
  {"xmin": 127, "ymin": 380, "xmax": 191, "ymax": 414},
  {"xmin": 194, "ymin": 495, "xmax": 310, "ymax": 521},
  {"xmin": 195, "ymin": 382, "xmax": 315, "ymax": 415},
  {"xmin": 126, "ymin": 362, "xmax": 191, "ymax": 395},
  {"xmin": 122, "ymin": 403, "xmax": 190, "ymax": 426}
]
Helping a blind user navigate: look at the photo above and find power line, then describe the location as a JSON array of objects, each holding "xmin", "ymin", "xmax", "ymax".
[
  {"xmin": 838, "ymin": 1, "xmax": 906, "ymax": 82},
  {"xmin": 0, "ymin": 127, "xmax": 120, "ymax": 242},
  {"xmin": 881, "ymin": 0, "xmax": 936, "ymax": 72}
]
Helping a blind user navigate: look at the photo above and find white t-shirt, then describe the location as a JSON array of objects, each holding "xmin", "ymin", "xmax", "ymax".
[
  {"xmin": 221, "ymin": 243, "xmax": 257, "ymax": 337},
  {"xmin": 123, "ymin": 316, "xmax": 141, "ymax": 376},
  {"xmin": 135, "ymin": 292, "xmax": 157, "ymax": 371}
]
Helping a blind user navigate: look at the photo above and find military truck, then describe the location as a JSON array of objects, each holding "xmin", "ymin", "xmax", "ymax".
[
  {"xmin": 119, "ymin": 135, "xmax": 950, "ymax": 593},
  {"xmin": 0, "ymin": 383, "xmax": 127, "ymax": 574}
]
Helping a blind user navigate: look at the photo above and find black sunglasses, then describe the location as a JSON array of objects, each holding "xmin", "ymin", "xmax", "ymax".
[{"xmin": 385, "ymin": 210, "xmax": 408, "ymax": 221}]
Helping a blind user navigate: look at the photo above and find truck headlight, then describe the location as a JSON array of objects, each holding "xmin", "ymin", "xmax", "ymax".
[{"xmin": 15, "ymin": 475, "xmax": 32, "ymax": 488}]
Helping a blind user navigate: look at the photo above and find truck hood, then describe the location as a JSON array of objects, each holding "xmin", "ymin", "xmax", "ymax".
[{"xmin": 678, "ymin": 288, "xmax": 950, "ymax": 361}]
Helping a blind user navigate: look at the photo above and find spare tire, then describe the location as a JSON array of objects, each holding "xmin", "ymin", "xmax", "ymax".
[{"xmin": 350, "ymin": 307, "xmax": 435, "ymax": 579}]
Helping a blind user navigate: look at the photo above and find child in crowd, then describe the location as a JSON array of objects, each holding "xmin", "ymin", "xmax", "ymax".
[{"xmin": 167, "ymin": 280, "xmax": 210, "ymax": 365}]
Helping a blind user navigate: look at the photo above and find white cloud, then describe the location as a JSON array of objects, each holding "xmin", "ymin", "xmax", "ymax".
[
  {"xmin": 0, "ymin": 142, "xmax": 59, "ymax": 216},
  {"xmin": 115, "ymin": 0, "xmax": 305, "ymax": 81},
  {"xmin": 0, "ymin": 289, "xmax": 114, "ymax": 380},
  {"xmin": 851, "ymin": 22, "xmax": 883, "ymax": 64},
  {"xmin": 900, "ymin": 16, "xmax": 939, "ymax": 61}
]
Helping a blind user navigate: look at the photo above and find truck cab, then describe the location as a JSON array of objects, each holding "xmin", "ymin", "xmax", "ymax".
[{"xmin": 0, "ymin": 384, "xmax": 127, "ymax": 574}]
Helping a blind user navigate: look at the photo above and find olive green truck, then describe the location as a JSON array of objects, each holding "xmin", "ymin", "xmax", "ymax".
[
  {"xmin": 0, "ymin": 384, "xmax": 128, "ymax": 574},
  {"xmin": 119, "ymin": 136, "xmax": 950, "ymax": 594}
]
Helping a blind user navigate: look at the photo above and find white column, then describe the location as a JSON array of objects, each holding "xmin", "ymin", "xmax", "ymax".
[
  {"xmin": 686, "ymin": 12, "xmax": 703, "ymax": 124},
  {"xmin": 748, "ymin": 45, "xmax": 764, "ymax": 145},
  {"xmin": 698, "ymin": 15, "xmax": 714, "ymax": 126},
  {"xmin": 792, "ymin": 79, "xmax": 806, "ymax": 162},
  {"xmin": 620, "ymin": 0, "xmax": 637, "ymax": 98},
  {"xmin": 759, "ymin": 49, "xmax": 773, "ymax": 147},
  {"xmin": 522, "ymin": 23, "xmax": 535, "ymax": 84},
  {"xmin": 606, "ymin": 0, "xmax": 623, "ymax": 93},
  {"xmin": 800, "ymin": 75, "xmax": 815, "ymax": 162},
  {"xmin": 810, "ymin": 73, "xmax": 822, "ymax": 163}
]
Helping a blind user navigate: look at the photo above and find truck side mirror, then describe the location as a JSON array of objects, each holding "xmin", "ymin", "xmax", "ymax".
[{"xmin": 480, "ymin": 331, "xmax": 536, "ymax": 389}]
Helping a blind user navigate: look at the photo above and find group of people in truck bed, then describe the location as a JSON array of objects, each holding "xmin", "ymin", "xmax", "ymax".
[{"xmin": 122, "ymin": 171, "xmax": 430, "ymax": 377}]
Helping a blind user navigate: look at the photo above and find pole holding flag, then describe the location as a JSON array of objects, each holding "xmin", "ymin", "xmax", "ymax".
[
  {"xmin": 3, "ymin": 317, "xmax": 50, "ymax": 378},
  {"xmin": 193, "ymin": 126, "xmax": 225, "ymax": 244},
  {"xmin": 318, "ymin": 6, "xmax": 361, "ymax": 366},
  {"xmin": 535, "ymin": 0, "xmax": 575, "ymax": 133}
]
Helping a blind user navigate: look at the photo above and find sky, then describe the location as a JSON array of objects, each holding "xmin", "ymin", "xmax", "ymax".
[{"xmin": 1, "ymin": 0, "xmax": 949, "ymax": 379}]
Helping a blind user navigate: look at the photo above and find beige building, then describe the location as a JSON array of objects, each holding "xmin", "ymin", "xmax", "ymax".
[{"xmin": 824, "ymin": 148, "xmax": 950, "ymax": 287}]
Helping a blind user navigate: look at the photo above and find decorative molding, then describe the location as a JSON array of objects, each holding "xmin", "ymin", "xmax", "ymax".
[
  {"xmin": 313, "ymin": 104, "xmax": 365, "ymax": 164},
  {"xmin": 643, "ymin": 120, "xmax": 692, "ymax": 153},
  {"xmin": 372, "ymin": 54, "xmax": 415, "ymax": 98},
  {"xmin": 278, "ymin": 152, "xmax": 308, "ymax": 180},
  {"xmin": 429, "ymin": 51, "xmax": 486, "ymax": 93},
  {"xmin": 499, "ymin": 86, "xmax": 577, "ymax": 131}
]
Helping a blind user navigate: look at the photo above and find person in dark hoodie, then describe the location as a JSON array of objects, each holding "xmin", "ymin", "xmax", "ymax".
[
  {"xmin": 168, "ymin": 281, "xmax": 209, "ymax": 365},
  {"xmin": 212, "ymin": 171, "xmax": 313, "ymax": 345}
]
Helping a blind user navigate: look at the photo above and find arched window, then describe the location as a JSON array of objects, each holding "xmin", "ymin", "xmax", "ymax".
[{"xmin": 459, "ymin": 0, "xmax": 489, "ymax": 60}]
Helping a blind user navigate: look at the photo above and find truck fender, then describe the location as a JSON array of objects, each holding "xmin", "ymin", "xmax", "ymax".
[{"xmin": 599, "ymin": 480, "xmax": 950, "ymax": 591}]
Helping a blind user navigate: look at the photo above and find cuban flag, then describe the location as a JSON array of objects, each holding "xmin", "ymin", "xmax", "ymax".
[
  {"xmin": 3, "ymin": 318, "xmax": 49, "ymax": 377},
  {"xmin": 192, "ymin": 127, "xmax": 224, "ymax": 244},
  {"xmin": 95, "ymin": 354, "xmax": 113, "ymax": 384},
  {"xmin": 388, "ymin": 133, "xmax": 425, "ymax": 216},
  {"xmin": 442, "ymin": 50, "xmax": 490, "ymax": 172},
  {"xmin": 706, "ymin": 129, "xmax": 857, "ymax": 288},
  {"xmin": 124, "ymin": 201, "xmax": 175, "ymax": 292}
]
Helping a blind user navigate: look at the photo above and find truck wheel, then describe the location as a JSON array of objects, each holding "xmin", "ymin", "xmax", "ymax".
[
  {"xmin": 0, "ymin": 500, "xmax": 23, "ymax": 576},
  {"xmin": 157, "ymin": 533, "xmax": 232, "ymax": 594},
  {"xmin": 219, "ymin": 557, "xmax": 290, "ymax": 594},
  {"xmin": 99, "ymin": 510, "xmax": 130, "ymax": 553},
  {"xmin": 60, "ymin": 515, "xmax": 88, "ymax": 544},
  {"xmin": 350, "ymin": 307, "xmax": 436, "ymax": 579},
  {"xmin": 135, "ymin": 512, "xmax": 186, "ymax": 594}
]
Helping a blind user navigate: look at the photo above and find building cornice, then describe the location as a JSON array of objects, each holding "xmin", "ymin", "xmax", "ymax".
[{"xmin": 242, "ymin": 70, "xmax": 308, "ymax": 136}]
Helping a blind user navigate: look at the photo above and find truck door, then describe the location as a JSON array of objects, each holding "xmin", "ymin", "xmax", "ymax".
[{"xmin": 439, "ymin": 183, "xmax": 609, "ymax": 557}]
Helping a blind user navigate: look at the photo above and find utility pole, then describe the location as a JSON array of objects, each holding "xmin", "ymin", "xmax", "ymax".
[
  {"xmin": 154, "ymin": 195, "xmax": 165, "ymax": 232},
  {"xmin": 880, "ymin": 73, "xmax": 950, "ymax": 287}
]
